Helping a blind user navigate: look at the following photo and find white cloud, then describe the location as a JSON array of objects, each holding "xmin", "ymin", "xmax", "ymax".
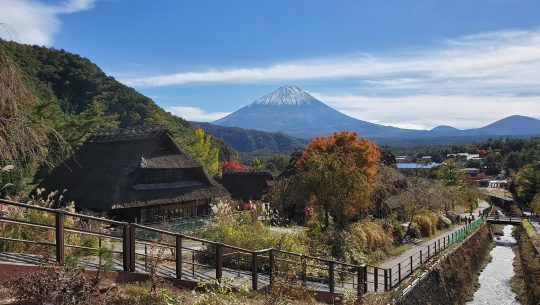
[
  {"xmin": 0, "ymin": 0, "xmax": 96, "ymax": 46},
  {"xmin": 311, "ymin": 93, "xmax": 540, "ymax": 130},
  {"xmin": 122, "ymin": 28, "xmax": 540, "ymax": 95},
  {"xmin": 166, "ymin": 107, "xmax": 230, "ymax": 122}
]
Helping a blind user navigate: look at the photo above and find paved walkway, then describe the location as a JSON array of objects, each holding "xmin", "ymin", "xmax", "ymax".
[{"xmin": 377, "ymin": 200, "xmax": 491, "ymax": 270}]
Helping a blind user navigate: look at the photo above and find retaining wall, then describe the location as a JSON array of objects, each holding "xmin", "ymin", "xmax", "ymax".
[{"xmin": 395, "ymin": 224, "xmax": 490, "ymax": 305}]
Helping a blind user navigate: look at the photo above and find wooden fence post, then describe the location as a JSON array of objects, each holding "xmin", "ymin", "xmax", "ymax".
[
  {"xmin": 55, "ymin": 211, "xmax": 65, "ymax": 264},
  {"xmin": 216, "ymin": 244, "xmax": 223, "ymax": 281},
  {"xmin": 176, "ymin": 235, "xmax": 182, "ymax": 279},
  {"xmin": 398, "ymin": 262, "xmax": 401, "ymax": 283},
  {"xmin": 410, "ymin": 255, "xmax": 413, "ymax": 275},
  {"xmin": 420, "ymin": 250, "xmax": 423, "ymax": 264},
  {"xmin": 122, "ymin": 224, "xmax": 130, "ymax": 271},
  {"xmin": 252, "ymin": 252, "xmax": 258, "ymax": 291},
  {"xmin": 269, "ymin": 249, "xmax": 275, "ymax": 287},
  {"xmin": 427, "ymin": 245, "xmax": 430, "ymax": 258},
  {"xmin": 301, "ymin": 256, "xmax": 307, "ymax": 286},
  {"xmin": 328, "ymin": 261, "xmax": 335, "ymax": 293},
  {"xmin": 357, "ymin": 266, "xmax": 364, "ymax": 296},
  {"xmin": 363, "ymin": 266, "xmax": 368, "ymax": 294},
  {"xmin": 129, "ymin": 225, "xmax": 136, "ymax": 272},
  {"xmin": 384, "ymin": 269, "xmax": 389, "ymax": 291},
  {"xmin": 374, "ymin": 267, "xmax": 379, "ymax": 292}
]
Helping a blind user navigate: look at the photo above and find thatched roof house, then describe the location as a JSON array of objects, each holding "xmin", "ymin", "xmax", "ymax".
[
  {"xmin": 37, "ymin": 128, "xmax": 228, "ymax": 223},
  {"xmin": 219, "ymin": 171, "xmax": 273, "ymax": 201}
]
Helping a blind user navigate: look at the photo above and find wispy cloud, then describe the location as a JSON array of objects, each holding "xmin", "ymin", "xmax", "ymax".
[
  {"xmin": 166, "ymin": 107, "xmax": 230, "ymax": 122},
  {"xmin": 0, "ymin": 0, "xmax": 97, "ymax": 46},
  {"xmin": 122, "ymin": 29, "xmax": 540, "ymax": 95},
  {"xmin": 311, "ymin": 93, "xmax": 540, "ymax": 130}
]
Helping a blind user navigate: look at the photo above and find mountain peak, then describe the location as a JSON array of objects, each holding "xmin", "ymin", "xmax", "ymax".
[{"xmin": 250, "ymin": 86, "xmax": 321, "ymax": 106}]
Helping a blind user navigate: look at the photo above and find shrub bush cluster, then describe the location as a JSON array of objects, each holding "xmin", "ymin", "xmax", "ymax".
[
  {"xmin": 412, "ymin": 213, "xmax": 439, "ymax": 237},
  {"xmin": 409, "ymin": 212, "xmax": 454, "ymax": 238},
  {"xmin": 198, "ymin": 219, "xmax": 307, "ymax": 254},
  {"xmin": 341, "ymin": 219, "xmax": 395, "ymax": 264}
]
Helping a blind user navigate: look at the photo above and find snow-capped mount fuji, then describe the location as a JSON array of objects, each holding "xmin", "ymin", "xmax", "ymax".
[
  {"xmin": 213, "ymin": 86, "xmax": 408, "ymax": 138},
  {"xmin": 250, "ymin": 85, "xmax": 320, "ymax": 106}
]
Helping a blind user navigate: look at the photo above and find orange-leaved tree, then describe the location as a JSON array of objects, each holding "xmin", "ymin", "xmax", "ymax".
[{"xmin": 297, "ymin": 131, "xmax": 380, "ymax": 229}]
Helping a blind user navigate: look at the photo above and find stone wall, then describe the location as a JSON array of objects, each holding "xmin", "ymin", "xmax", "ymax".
[
  {"xmin": 396, "ymin": 224, "xmax": 490, "ymax": 305},
  {"xmin": 514, "ymin": 225, "xmax": 540, "ymax": 305}
]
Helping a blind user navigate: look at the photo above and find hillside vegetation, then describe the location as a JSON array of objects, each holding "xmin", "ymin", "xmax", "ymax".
[
  {"xmin": 0, "ymin": 40, "xmax": 236, "ymax": 191},
  {"xmin": 193, "ymin": 122, "xmax": 307, "ymax": 152}
]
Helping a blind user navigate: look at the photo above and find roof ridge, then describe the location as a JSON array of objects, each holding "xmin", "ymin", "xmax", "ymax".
[{"xmin": 88, "ymin": 127, "xmax": 168, "ymax": 143}]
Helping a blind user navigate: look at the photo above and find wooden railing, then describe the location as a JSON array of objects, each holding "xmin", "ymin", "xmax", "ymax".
[
  {"xmin": 0, "ymin": 199, "xmax": 367, "ymax": 295},
  {"xmin": 0, "ymin": 199, "xmax": 487, "ymax": 295},
  {"xmin": 485, "ymin": 215, "xmax": 524, "ymax": 224},
  {"xmin": 385, "ymin": 217, "xmax": 484, "ymax": 290}
]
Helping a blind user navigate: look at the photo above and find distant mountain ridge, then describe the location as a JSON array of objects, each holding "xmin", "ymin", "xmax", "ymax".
[
  {"xmin": 192, "ymin": 122, "xmax": 308, "ymax": 152},
  {"xmin": 213, "ymin": 86, "xmax": 540, "ymax": 140}
]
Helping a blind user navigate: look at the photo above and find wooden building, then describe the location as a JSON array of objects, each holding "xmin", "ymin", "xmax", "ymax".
[
  {"xmin": 219, "ymin": 171, "xmax": 273, "ymax": 201},
  {"xmin": 37, "ymin": 128, "xmax": 229, "ymax": 223}
]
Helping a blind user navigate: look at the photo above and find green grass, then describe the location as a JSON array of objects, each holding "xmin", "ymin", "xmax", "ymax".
[{"xmin": 389, "ymin": 244, "xmax": 413, "ymax": 257}]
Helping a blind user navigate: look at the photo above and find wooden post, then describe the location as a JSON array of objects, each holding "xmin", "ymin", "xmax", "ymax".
[
  {"xmin": 363, "ymin": 266, "xmax": 368, "ymax": 294},
  {"xmin": 129, "ymin": 225, "xmax": 136, "ymax": 272},
  {"xmin": 55, "ymin": 211, "xmax": 65, "ymax": 264},
  {"xmin": 357, "ymin": 266, "xmax": 364, "ymax": 296},
  {"xmin": 410, "ymin": 255, "xmax": 413, "ymax": 275},
  {"xmin": 398, "ymin": 263, "xmax": 401, "ymax": 283},
  {"xmin": 420, "ymin": 250, "xmax": 423, "ymax": 264},
  {"xmin": 216, "ymin": 244, "xmax": 223, "ymax": 281},
  {"xmin": 438, "ymin": 239, "xmax": 441, "ymax": 252},
  {"xmin": 252, "ymin": 252, "xmax": 258, "ymax": 291},
  {"xmin": 176, "ymin": 235, "xmax": 182, "ymax": 279},
  {"xmin": 269, "ymin": 249, "xmax": 275, "ymax": 287},
  {"xmin": 374, "ymin": 267, "xmax": 379, "ymax": 292},
  {"xmin": 427, "ymin": 245, "xmax": 430, "ymax": 258},
  {"xmin": 122, "ymin": 225, "xmax": 130, "ymax": 271},
  {"xmin": 384, "ymin": 269, "xmax": 389, "ymax": 291},
  {"xmin": 328, "ymin": 261, "xmax": 335, "ymax": 293},
  {"xmin": 301, "ymin": 256, "xmax": 307, "ymax": 286},
  {"xmin": 192, "ymin": 252, "xmax": 195, "ymax": 277}
]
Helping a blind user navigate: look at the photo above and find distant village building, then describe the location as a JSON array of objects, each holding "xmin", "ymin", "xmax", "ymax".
[
  {"xmin": 395, "ymin": 156, "xmax": 408, "ymax": 163},
  {"xmin": 462, "ymin": 168, "xmax": 481, "ymax": 176},
  {"xmin": 420, "ymin": 156, "xmax": 432, "ymax": 162},
  {"xmin": 37, "ymin": 128, "xmax": 229, "ymax": 223},
  {"xmin": 447, "ymin": 153, "xmax": 482, "ymax": 161},
  {"xmin": 488, "ymin": 179, "xmax": 508, "ymax": 189},
  {"xmin": 219, "ymin": 171, "xmax": 274, "ymax": 203}
]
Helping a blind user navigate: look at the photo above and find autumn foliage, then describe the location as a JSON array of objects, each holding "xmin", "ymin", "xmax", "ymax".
[
  {"xmin": 297, "ymin": 131, "xmax": 380, "ymax": 229},
  {"xmin": 220, "ymin": 160, "xmax": 248, "ymax": 173}
]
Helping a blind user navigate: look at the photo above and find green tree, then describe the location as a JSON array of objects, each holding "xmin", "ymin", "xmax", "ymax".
[
  {"xmin": 436, "ymin": 159, "xmax": 466, "ymax": 187},
  {"xmin": 188, "ymin": 128, "xmax": 220, "ymax": 177},
  {"xmin": 59, "ymin": 102, "xmax": 119, "ymax": 147},
  {"xmin": 250, "ymin": 158, "xmax": 265, "ymax": 171},
  {"xmin": 531, "ymin": 194, "xmax": 540, "ymax": 216},
  {"xmin": 513, "ymin": 163, "xmax": 540, "ymax": 204}
]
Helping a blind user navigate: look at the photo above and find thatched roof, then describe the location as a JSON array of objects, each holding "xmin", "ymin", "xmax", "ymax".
[
  {"xmin": 37, "ymin": 128, "xmax": 228, "ymax": 211},
  {"xmin": 219, "ymin": 171, "xmax": 273, "ymax": 201}
]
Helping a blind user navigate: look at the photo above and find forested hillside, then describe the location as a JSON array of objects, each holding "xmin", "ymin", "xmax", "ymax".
[
  {"xmin": 0, "ymin": 40, "xmax": 236, "ymax": 193},
  {"xmin": 192, "ymin": 122, "xmax": 307, "ymax": 152}
]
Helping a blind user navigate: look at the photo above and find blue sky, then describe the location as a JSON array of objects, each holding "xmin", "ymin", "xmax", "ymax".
[{"xmin": 2, "ymin": 0, "xmax": 540, "ymax": 129}]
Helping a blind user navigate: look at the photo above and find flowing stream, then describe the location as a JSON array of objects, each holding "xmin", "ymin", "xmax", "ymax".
[{"xmin": 467, "ymin": 225, "xmax": 519, "ymax": 305}]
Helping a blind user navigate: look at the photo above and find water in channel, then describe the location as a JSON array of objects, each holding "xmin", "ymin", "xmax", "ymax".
[{"xmin": 467, "ymin": 225, "xmax": 519, "ymax": 305}]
